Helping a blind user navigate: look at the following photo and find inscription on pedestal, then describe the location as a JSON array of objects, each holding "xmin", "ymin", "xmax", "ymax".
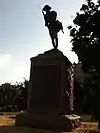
[{"xmin": 30, "ymin": 65, "xmax": 61, "ymax": 108}]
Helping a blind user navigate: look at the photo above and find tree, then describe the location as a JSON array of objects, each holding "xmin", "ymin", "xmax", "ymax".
[
  {"xmin": 74, "ymin": 78, "xmax": 94, "ymax": 114},
  {"xmin": 68, "ymin": 0, "xmax": 100, "ymax": 128},
  {"xmin": 0, "ymin": 79, "xmax": 29, "ymax": 112},
  {"xmin": 74, "ymin": 81, "xmax": 84, "ymax": 113},
  {"xmin": 0, "ymin": 83, "xmax": 17, "ymax": 111},
  {"xmin": 68, "ymin": 0, "xmax": 100, "ymax": 72},
  {"xmin": 14, "ymin": 79, "xmax": 29, "ymax": 111}
]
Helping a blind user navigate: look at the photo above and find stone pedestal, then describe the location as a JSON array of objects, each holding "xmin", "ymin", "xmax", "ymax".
[{"xmin": 15, "ymin": 49, "xmax": 81, "ymax": 132}]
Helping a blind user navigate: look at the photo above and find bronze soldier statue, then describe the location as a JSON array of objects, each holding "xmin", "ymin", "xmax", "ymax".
[{"xmin": 42, "ymin": 5, "xmax": 64, "ymax": 49}]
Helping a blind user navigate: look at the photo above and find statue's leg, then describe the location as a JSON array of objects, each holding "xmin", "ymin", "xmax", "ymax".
[
  {"xmin": 55, "ymin": 37, "xmax": 58, "ymax": 48},
  {"xmin": 51, "ymin": 38, "xmax": 55, "ymax": 48},
  {"xmin": 49, "ymin": 30, "xmax": 56, "ymax": 49},
  {"xmin": 55, "ymin": 32, "xmax": 58, "ymax": 49}
]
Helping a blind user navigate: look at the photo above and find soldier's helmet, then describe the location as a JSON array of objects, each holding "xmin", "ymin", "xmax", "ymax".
[{"xmin": 43, "ymin": 5, "xmax": 52, "ymax": 11}]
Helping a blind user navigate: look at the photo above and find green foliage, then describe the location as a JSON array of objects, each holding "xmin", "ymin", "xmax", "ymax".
[
  {"xmin": 0, "ymin": 83, "xmax": 16, "ymax": 106},
  {"xmin": 74, "ymin": 81, "xmax": 84, "ymax": 113},
  {"xmin": 69, "ymin": 0, "xmax": 100, "ymax": 125},
  {"xmin": 0, "ymin": 79, "xmax": 29, "ymax": 111},
  {"xmin": 74, "ymin": 72, "xmax": 100, "ymax": 114},
  {"xmin": 68, "ymin": 0, "xmax": 100, "ymax": 72}
]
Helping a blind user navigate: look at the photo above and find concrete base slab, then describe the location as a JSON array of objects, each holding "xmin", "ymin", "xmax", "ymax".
[{"xmin": 15, "ymin": 112, "xmax": 81, "ymax": 132}]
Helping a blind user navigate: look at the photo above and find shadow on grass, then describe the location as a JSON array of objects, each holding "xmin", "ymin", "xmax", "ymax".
[
  {"xmin": 0, "ymin": 126, "xmax": 100, "ymax": 133},
  {"xmin": 0, "ymin": 126, "xmax": 61, "ymax": 133}
]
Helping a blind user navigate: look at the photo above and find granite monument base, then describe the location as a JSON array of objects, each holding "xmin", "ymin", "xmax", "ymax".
[
  {"xmin": 15, "ymin": 49, "xmax": 81, "ymax": 132},
  {"xmin": 15, "ymin": 112, "xmax": 81, "ymax": 132}
]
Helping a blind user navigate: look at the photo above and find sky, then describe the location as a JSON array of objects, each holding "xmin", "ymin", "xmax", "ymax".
[{"xmin": 0, "ymin": 0, "xmax": 87, "ymax": 85}]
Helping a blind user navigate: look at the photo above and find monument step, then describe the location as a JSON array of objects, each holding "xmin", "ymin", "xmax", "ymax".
[{"xmin": 15, "ymin": 112, "xmax": 81, "ymax": 132}]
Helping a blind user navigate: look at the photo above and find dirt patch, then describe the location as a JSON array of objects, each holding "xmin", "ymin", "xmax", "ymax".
[
  {"xmin": 74, "ymin": 122, "xmax": 99, "ymax": 132},
  {"xmin": 0, "ymin": 115, "xmax": 15, "ymax": 126}
]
